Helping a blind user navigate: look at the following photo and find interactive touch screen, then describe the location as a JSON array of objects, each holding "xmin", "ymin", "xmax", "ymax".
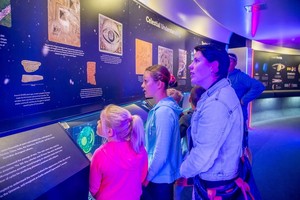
[
  {"xmin": 68, "ymin": 121, "xmax": 104, "ymax": 158},
  {"xmin": 60, "ymin": 101, "xmax": 149, "ymax": 159}
]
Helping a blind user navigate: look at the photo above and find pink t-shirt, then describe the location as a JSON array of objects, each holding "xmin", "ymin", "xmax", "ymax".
[{"xmin": 89, "ymin": 141, "xmax": 148, "ymax": 200}]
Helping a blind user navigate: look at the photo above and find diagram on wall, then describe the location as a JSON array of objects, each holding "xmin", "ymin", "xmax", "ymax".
[
  {"xmin": 99, "ymin": 14, "xmax": 123, "ymax": 56},
  {"xmin": 135, "ymin": 38, "xmax": 152, "ymax": 75},
  {"xmin": 158, "ymin": 45, "xmax": 173, "ymax": 74},
  {"xmin": 48, "ymin": 0, "xmax": 81, "ymax": 47},
  {"xmin": 177, "ymin": 49, "xmax": 187, "ymax": 79},
  {"xmin": 87, "ymin": 61, "xmax": 96, "ymax": 85},
  {"xmin": 0, "ymin": 0, "xmax": 11, "ymax": 27},
  {"xmin": 253, "ymin": 51, "xmax": 300, "ymax": 90},
  {"xmin": 20, "ymin": 60, "xmax": 44, "ymax": 84}
]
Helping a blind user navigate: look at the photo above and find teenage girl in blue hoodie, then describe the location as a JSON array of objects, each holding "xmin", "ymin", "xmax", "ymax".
[{"xmin": 141, "ymin": 65, "xmax": 183, "ymax": 200}]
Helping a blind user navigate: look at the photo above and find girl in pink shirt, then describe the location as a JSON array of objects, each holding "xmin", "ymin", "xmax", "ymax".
[{"xmin": 89, "ymin": 104, "xmax": 148, "ymax": 200}]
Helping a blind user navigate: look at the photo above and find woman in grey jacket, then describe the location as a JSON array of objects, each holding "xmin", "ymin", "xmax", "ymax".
[
  {"xmin": 141, "ymin": 65, "xmax": 183, "ymax": 200},
  {"xmin": 180, "ymin": 45, "xmax": 246, "ymax": 199}
]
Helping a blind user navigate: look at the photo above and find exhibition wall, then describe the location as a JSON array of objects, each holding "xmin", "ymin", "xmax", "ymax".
[{"xmin": 0, "ymin": 0, "xmax": 224, "ymax": 133}]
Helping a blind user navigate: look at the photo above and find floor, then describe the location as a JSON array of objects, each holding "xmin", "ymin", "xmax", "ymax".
[
  {"xmin": 175, "ymin": 116, "xmax": 300, "ymax": 200},
  {"xmin": 250, "ymin": 116, "xmax": 300, "ymax": 200}
]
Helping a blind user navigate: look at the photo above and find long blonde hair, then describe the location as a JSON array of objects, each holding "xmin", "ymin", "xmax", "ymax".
[{"xmin": 100, "ymin": 104, "xmax": 145, "ymax": 153}]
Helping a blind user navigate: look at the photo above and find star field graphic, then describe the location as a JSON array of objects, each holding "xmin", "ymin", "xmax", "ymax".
[{"xmin": 0, "ymin": 0, "xmax": 224, "ymax": 122}]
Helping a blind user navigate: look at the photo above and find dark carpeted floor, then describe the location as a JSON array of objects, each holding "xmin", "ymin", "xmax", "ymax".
[{"xmin": 250, "ymin": 116, "xmax": 300, "ymax": 200}]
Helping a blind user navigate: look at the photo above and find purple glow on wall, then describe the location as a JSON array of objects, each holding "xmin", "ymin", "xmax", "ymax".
[{"xmin": 251, "ymin": 9, "xmax": 259, "ymax": 37}]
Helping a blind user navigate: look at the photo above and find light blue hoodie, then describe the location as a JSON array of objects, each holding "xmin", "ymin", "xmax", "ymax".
[{"xmin": 145, "ymin": 96, "xmax": 183, "ymax": 183}]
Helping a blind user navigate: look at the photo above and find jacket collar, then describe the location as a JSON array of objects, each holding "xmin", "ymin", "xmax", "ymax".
[{"xmin": 204, "ymin": 78, "xmax": 230, "ymax": 98}]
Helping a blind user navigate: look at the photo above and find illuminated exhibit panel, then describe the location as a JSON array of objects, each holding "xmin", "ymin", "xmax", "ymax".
[
  {"xmin": 253, "ymin": 50, "xmax": 300, "ymax": 91},
  {"xmin": 59, "ymin": 100, "xmax": 150, "ymax": 158},
  {"xmin": 0, "ymin": 123, "xmax": 89, "ymax": 200},
  {"xmin": 60, "ymin": 111, "xmax": 104, "ymax": 160}
]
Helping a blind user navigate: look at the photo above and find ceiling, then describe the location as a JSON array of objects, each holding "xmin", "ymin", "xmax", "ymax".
[
  {"xmin": 194, "ymin": 0, "xmax": 300, "ymax": 50},
  {"xmin": 138, "ymin": 0, "xmax": 300, "ymax": 50}
]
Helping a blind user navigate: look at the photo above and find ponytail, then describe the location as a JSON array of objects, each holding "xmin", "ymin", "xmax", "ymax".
[
  {"xmin": 100, "ymin": 104, "xmax": 145, "ymax": 153},
  {"xmin": 130, "ymin": 115, "xmax": 145, "ymax": 153}
]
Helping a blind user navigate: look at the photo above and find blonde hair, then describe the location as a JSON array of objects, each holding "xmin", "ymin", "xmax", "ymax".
[
  {"xmin": 100, "ymin": 104, "xmax": 145, "ymax": 153},
  {"xmin": 167, "ymin": 88, "xmax": 183, "ymax": 104}
]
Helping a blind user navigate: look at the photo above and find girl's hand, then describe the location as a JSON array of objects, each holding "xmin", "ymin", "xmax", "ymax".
[{"xmin": 142, "ymin": 179, "xmax": 149, "ymax": 187}]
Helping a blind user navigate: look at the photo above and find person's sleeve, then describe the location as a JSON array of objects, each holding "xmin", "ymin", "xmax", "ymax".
[
  {"xmin": 89, "ymin": 149, "xmax": 103, "ymax": 197},
  {"xmin": 179, "ymin": 114, "xmax": 189, "ymax": 138},
  {"xmin": 146, "ymin": 106, "xmax": 175, "ymax": 181},
  {"xmin": 180, "ymin": 101, "xmax": 229, "ymax": 178},
  {"xmin": 141, "ymin": 147, "xmax": 148, "ymax": 182},
  {"xmin": 240, "ymin": 73, "xmax": 265, "ymax": 105}
]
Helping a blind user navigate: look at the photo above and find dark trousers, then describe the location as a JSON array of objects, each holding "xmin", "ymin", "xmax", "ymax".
[
  {"xmin": 243, "ymin": 120, "xmax": 249, "ymax": 148},
  {"xmin": 140, "ymin": 181, "xmax": 174, "ymax": 200}
]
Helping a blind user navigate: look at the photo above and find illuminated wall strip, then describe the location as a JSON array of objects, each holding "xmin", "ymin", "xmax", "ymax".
[{"xmin": 248, "ymin": 49, "xmax": 255, "ymax": 128}]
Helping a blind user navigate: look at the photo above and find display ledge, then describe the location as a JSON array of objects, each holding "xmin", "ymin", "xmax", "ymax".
[
  {"xmin": 0, "ymin": 103, "xmax": 104, "ymax": 137},
  {"xmin": 0, "ymin": 93, "xmax": 147, "ymax": 137},
  {"xmin": 259, "ymin": 90, "xmax": 300, "ymax": 98}
]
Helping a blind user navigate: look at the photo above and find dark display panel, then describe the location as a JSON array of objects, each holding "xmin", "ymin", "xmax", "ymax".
[
  {"xmin": 0, "ymin": 0, "xmax": 225, "ymax": 128},
  {"xmin": 0, "ymin": 100, "xmax": 151, "ymax": 200},
  {"xmin": 253, "ymin": 50, "xmax": 300, "ymax": 91},
  {"xmin": 0, "ymin": 123, "xmax": 89, "ymax": 200},
  {"xmin": 122, "ymin": 102, "xmax": 150, "ymax": 122}
]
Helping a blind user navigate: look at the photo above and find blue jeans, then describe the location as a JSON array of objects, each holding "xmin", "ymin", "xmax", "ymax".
[{"xmin": 140, "ymin": 181, "xmax": 174, "ymax": 200}]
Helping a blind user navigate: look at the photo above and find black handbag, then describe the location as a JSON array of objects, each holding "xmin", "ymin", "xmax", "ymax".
[{"xmin": 194, "ymin": 155, "xmax": 260, "ymax": 200}]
